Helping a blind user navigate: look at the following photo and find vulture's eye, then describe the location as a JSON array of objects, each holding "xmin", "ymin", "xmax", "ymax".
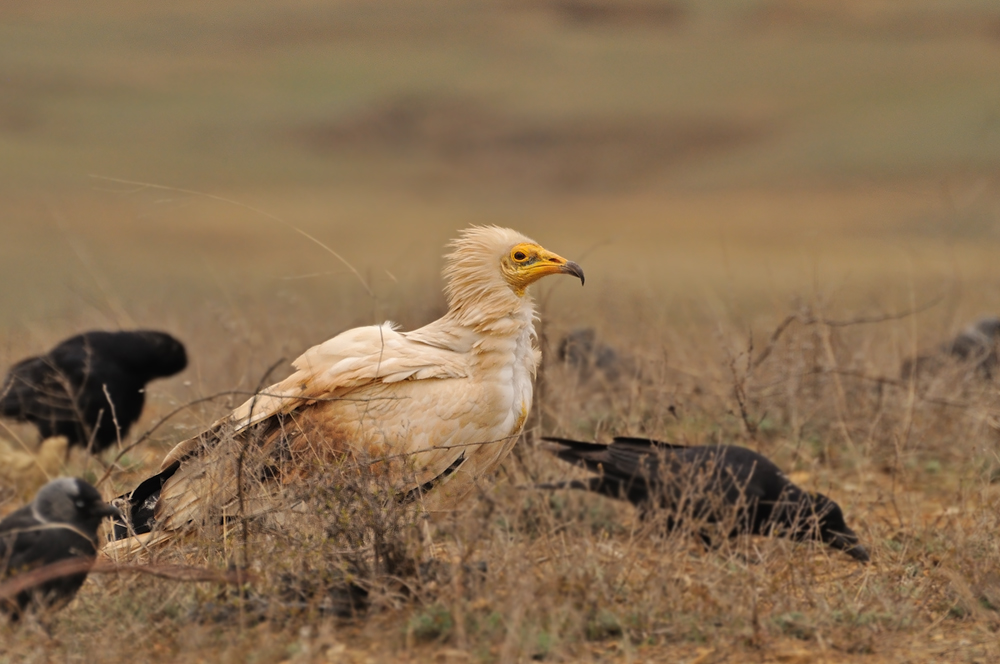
[
  {"xmin": 74, "ymin": 499, "xmax": 86, "ymax": 509},
  {"xmin": 513, "ymin": 251, "xmax": 527, "ymax": 262}
]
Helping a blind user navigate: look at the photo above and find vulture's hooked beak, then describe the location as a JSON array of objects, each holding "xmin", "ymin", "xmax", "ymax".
[
  {"xmin": 532, "ymin": 250, "xmax": 585, "ymax": 285},
  {"xmin": 559, "ymin": 260, "xmax": 585, "ymax": 285}
]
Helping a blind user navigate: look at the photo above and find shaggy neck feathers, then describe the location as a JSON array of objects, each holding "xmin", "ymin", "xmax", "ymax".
[{"xmin": 441, "ymin": 226, "xmax": 535, "ymax": 331}]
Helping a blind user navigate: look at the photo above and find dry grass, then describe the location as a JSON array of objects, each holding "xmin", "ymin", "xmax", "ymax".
[
  {"xmin": 2, "ymin": 0, "xmax": 1000, "ymax": 660},
  {"xmin": 2, "ymin": 289, "xmax": 1000, "ymax": 663}
]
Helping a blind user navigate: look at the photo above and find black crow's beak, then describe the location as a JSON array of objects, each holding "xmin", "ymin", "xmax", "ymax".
[
  {"xmin": 844, "ymin": 544, "xmax": 870, "ymax": 563},
  {"xmin": 826, "ymin": 531, "xmax": 870, "ymax": 563}
]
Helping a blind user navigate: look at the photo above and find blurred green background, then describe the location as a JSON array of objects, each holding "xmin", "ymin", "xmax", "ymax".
[{"xmin": 2, "ymin": 0, "xmax": 999, "ymax": 339}]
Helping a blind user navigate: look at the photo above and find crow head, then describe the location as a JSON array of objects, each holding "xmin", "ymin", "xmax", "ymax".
[
  {"xmin": 32, "ymin": 478, "xmax": 122, "ymax": 540},
  {"xmin": 804, "ymin": 492, "xmax": 869, "ymax": 562}
]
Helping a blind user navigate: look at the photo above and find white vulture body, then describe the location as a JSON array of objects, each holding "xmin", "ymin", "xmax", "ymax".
[{"xmin": 109, "ymin": 226, "xmax": 583, "ymax": 547}]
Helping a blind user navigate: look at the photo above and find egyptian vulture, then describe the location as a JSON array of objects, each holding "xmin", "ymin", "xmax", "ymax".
[{"xmin": 111, "ymin": 226, "xmax": 583, "ymax": 547}]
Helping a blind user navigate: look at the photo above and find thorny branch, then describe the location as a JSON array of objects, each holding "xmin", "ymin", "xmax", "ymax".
[
  {"xmin": 752, "ymin": 296, "xmax": 943, "ymax": 370},
  {"xmin": 728, "ymin": 334, "xmax": 762, "ymax": 440}
]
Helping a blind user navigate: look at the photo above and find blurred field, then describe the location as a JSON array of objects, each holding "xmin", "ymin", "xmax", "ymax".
[{"xmin": 2, "ymin": 0, "xmax": 1000, "ymax": 661}]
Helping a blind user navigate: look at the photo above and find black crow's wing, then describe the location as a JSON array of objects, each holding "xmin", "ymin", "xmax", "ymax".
[
  {"xmin": 710, "ymin": 447, "xmax": 790, "ymax": 499},
  {"xmin": 604, "ymin": 442, "xmax": 662, "ymax": 480},
  {"xmin": 542, "ymin": 437, "xmax": 670, "ymax": 482},
  {"xmin": 0, "ymin": 363, "xmax": 37, "ymax": 417},
  {"xmin": 539, "ymin": 438, "xmax": 652, "ymax": 504},
  {"xmin": 0, "ymin": 519, "xmax": 96, "ymax": 616},
  {"xmin": 0, "ymin": 505, "xmax": 39, "ymax": 537},
  {"xmin": 541, "ymin": 438, "xmax": 656, "ymax": 482},
  {"xmin": 54, "ymin": 336, "xmax": 152, "ymax": 443},
  {"xmin": 1, "ymin": 504, "xmax": 97, "ymax": 570},
  {"xmin": 0, "ymin": 356, "xmax": 81, "ymax": 422},
  {"xmin": 0, "ymin": 507, "xmax": 48, "ymax": 578},
  {"xmin": 540, "ymin": 437, "xmax": 614, "ymax": 474},
  {"xmin": 541, "ymin": 437, "xmax": 611, "ymax": 453},
  {"xmin": 77, "ymin": 362, "xmax": 144, "ymax": 422},
  {"xmin": 47, "ymin": 337, "xmax": 106, "ymax": 385},
  {"xmin": 1, "ymin": 333, "xmax": 95, "ymax": 420},
  {"xmin": 611, "ymin": 436, "xmax": 688, "ymax": 450}
]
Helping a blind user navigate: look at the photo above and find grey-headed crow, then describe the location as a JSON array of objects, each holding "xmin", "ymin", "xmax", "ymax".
[{"xmin": 0, "ymin": 477, "xmax": 121, "ymax": 619}]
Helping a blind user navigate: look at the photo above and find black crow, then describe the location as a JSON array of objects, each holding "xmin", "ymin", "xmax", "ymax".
[
  {"xmin": 0, "ymin": 330, "xmax": 187, "ymax": 453},
  {"xmin": 902, "ymin": 316, "xmax": 1000, "ymax": 380},
  {"xmin": 538, "ymin": 436, "xmax": 869, "ymax": 562},
  {"xmin": 558, "ymin": 328, "xmax": 635, "ymax": 383},
  {"xmin": 946, "ymin": 317, "xmax": 1000, "ymax": 377},
  {"xmin": 0, "ymin": 477, "xmax": 121, "ymax": 619}
]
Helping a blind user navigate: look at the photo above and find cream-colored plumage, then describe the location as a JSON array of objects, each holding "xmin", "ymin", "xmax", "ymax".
[{"xmin": 112, "ymin": 226, "xmax": 583, "ymax": 546}]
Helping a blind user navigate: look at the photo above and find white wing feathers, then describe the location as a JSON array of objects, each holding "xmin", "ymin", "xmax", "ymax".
[
  {"xmin": 158, "ymin": 323, "xmax": 469, "ymax": 471},
  {"xmin": 230, "ymin": 322, "xmax": 468, "ymax": 430}
]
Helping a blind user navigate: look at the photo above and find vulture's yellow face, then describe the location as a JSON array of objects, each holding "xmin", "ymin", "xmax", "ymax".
[{"xmin": 501, "ymin": 242, "xmax": 585, "ymax": 295}]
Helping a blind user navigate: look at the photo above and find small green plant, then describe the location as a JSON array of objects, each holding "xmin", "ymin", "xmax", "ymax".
[
  {"xmin": 586, "ymin": 609, "xmax": 623, "ymax": 641},
  {"xmin": 408, "ymin": 604, "xmax": 454, "ymax": 642}
]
